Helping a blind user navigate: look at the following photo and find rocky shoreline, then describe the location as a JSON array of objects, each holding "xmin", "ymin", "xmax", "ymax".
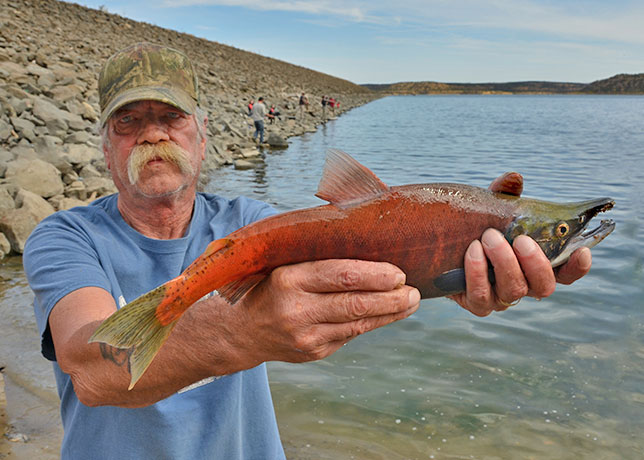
[{"xmin": 0, "ymin": 0, "xmax": 379, "ymax": 259}]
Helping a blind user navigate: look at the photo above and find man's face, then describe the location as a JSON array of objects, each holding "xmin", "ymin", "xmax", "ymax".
[{"xmin": 103, "ymin": 100, "xmax": 206, "ymax": 199}]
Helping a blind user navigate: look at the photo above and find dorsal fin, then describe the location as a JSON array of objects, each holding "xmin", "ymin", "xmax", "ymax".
[{"xmin": 315, "ymin": 149, "xmax": 389, "ymax": 208}]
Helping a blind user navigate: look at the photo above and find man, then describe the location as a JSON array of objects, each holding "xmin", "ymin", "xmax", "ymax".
[
  {"xmin": 23, "ymin": 43, "xmax": 591, "ymax": 459},
  {"xmin": 299, "ymin": 91, "xmax": 308, "ymax": 119},
  {"xmin": 250, "ymin": 96, "xmax": 267, "ymax": 143}
]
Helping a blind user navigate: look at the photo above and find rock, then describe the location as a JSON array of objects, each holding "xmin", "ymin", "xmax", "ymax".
[
  {"xmin": 64, "ymin": 143, "xmax": 103, "ymax": 165},
  {"xmin": 48, "ymin": 84, "xmax": 84, "ymax": 103},
  {"xmin": 0, "ymin": 148, "xmax": 14, "ymax": 163},
  {"xmin": 80, "ymin": 101, "xmax": 99, "ymax": 121},
  {"xmin": 50, "ymin": 196, "xmax": 87, "ymax": 211},
  {"xmin": 9, "ymin": 145, "xmax": 38, "ymax": 161},
  {"xmin": 0, "ymin": 231, "xmax": 11, "ymax": 257},
  {"xmin": 26, "ymin": 62, "xmax": 53, "ymax": 78},
  {"xmin": 266, "ymin": 133, "xmax": 288, "ymax": 148},
  {"xmin": 233, "ymin": 159, "xmax": 258, "ymax": 170},
  {"xmin": 15, "ymin": 188, "xmax": 55, "ymax": 223},
  {"xmin": 4, "ymin": 158, "xmax": 65, "ymax": 198},
  {"xmin": 65, "ymin": 130, "xmax": 91, "ymax": 144},
  {"xmin": 0, "ymin": 207, "xmax": 38, "ymax": 253},
  {"xmin": 81, "ymin": 176, "xmax": 116, "ymax": 198},
  {"xmin": 0, "ymin": 371, "xmax": 7, "ymax": 435},
  {"xmin": 0, "ymin": 188, "xmax": 15, "ymax": 210},
  {"xmin": 79, "ymin": 164, "xmax": 102, "ymax": 179},
  {"xmin": 238, "ymin": 147, "xmax": 261, "ymax": 159},
  {"xmin": 10, "ymin": 116, "xmax": 36, "ymax": 141},
  {"xmin": 32, "ymin": 98, "xmax": 86, "ymax": 134},
  {"xmin": 0, "ymin": 61, "xmax": 27, "ymax": 81},
  {"xmin": 0, "ymin": 119, "xmax": 13, "ymax": 141},
  {"xmin": 32, "ymin": 98, "xmax": 69, "ymax": 137}
]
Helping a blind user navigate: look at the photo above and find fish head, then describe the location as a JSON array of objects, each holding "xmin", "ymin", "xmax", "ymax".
[{"xmin": 505, "ymin": 197, "xmax": 615, "ymax": 266}]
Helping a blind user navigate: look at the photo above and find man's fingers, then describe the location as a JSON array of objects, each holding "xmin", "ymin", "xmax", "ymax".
[
  {"xmin": 513, "ymin": 235, "xmax": 556, "ymax": 298},
  {"xmin": 481, "ymin": 229, "xmax": 528, "ymax": 305},
  {"xmin": 461, "ymin": 240, "xmax": 495, "ymax": 316},
  {"xmin": 301, "ymin": 302, "xmax": 420, "ymax": 358},
  {"xmin": 309, "ymin": 285, "xmax": 420, "ymax": 324},
  {"xmin": 273, "ymin": 259, "xmax": 407, "ymax": 294},
  {"xmin": 555, "ymin": 247, "xmax": 592, "ymax": 285}
]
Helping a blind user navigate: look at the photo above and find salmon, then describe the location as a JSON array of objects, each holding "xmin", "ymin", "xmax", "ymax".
[{"xmin": 89, "ymin": 150, "xmax": 615, "ymax": 389}]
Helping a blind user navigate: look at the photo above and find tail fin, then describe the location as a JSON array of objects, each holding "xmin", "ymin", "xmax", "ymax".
[{"xmin": 89, "ymin": 284, "xmax": 177, "ymax": 390}]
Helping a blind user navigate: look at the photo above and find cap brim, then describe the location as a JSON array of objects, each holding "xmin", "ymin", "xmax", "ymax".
[{"xmin": 100, "ymin": 85, "xmax": 197, "ymax": 127}]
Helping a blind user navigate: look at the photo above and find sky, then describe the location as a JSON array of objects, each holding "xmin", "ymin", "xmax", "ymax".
[{"xmin": 73, "ymin": 0, "xmax": 644, "ymax": 84}]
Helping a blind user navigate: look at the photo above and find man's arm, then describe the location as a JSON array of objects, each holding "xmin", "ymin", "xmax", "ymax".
[{"xmin": 49, "ymin": 260, "xmax": 419, "ymax": 408}]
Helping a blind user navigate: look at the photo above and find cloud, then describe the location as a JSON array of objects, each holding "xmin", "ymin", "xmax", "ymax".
[
  {"xmin": 162, "ymin": 0, "xmax": 644, "ymax": 44},
  {"xmin": 162, "ymin": 0, "xmax": 374, "ymax": 23}
]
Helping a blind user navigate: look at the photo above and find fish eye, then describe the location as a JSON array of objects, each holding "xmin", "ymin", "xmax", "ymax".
[{"xmin": 555, "ymin": 222, "xmax": 570, "ymax": 237}]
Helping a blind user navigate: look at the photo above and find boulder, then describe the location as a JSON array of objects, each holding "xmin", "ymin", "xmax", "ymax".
[
  {"xmin": 64, "ymin": 143, "xmax": 103, "ymax": 165},
  {"xmin": 0, "ymin": 61, "xmax": 27, "ymax": 81},
  {"xmin": 32, "ymin": 98, "xmax": 69, "ymax": 136},
  {"xmin": 0, "ymin": 207, "xmax": 38, "ymax": 253},
  {"xmin": 81, "ymin": 176, "xmax": 116, "ymax": 198},
  {"xmin": 266, "ymin": 133, "xmax": 288, "ymax": 148},
  {"xmin": 15, "ymin": 188, "xmax": 55, "ymax": 223},
  {"xmin": 238, "ymin": 147, "xmax": 261, "ymax": 159},
  {"xmin": 32, "ymin": 98, "xmax": 86, "ymax": 134},
  {"xmin": 0, "ymin": 188, "xmax": 15, "ymax": 210},
  {"xmin": 4, "ymin": 158, "xmax": 65, "ymax": 198},
  {"xmin": 10, "ymin": 116, "xmax": 36, "ymax": 141},
  {"xmin": 0, "ymin": 232, "xmax": 11, "ymax": 258},
  {"xmin": 233, "ymin": 159, "xmax": 258, "ymax": 170},
  {"xmin": 50, "ymin": 196, "xmax": 88, "ymax": 211},
  {"xmin": 0, "ymin": 119, "xmax": 13, "ymax": 141}
]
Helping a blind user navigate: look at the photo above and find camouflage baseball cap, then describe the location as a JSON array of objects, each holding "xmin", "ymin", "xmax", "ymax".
[{"xmin": 98, "ymin": 42, "xmax": 199, "ymax": 127}]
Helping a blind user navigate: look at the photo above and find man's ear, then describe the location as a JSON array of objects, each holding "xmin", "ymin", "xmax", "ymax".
[
  {"xmin": 200, "ymin": 114, "xmax": 208, "ymax": 160},
  {"xmin": 102, "ymin": 137, "xmax": 112, "ymax": 170}
]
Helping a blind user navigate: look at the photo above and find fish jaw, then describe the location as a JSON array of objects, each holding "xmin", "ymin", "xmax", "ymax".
[
  {"xmin": 506, "ymin": 196, "xmax": 615, "ymax": 264},
  {"xmin": 550, "ymin": 218, "xmax": 615, "ymax": 267}
]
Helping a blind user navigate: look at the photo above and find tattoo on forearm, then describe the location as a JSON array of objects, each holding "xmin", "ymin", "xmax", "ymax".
[{"xmin": 99, "ymin": 343, "xmax": 131, "ymax": 370}]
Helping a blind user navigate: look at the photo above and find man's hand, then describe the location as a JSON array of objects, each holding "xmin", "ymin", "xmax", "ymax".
[
  {"xmin": 448, "ymin": 172, "xmax": 592, "ymax": 316},
  {"xmin": 234, "ymin": 259, "xmax": 420, "ymax": 365}
]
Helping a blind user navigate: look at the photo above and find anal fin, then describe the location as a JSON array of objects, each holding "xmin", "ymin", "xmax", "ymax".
[{"xmin": 218, "ymin": 274, "xmax": 267, "ymax": 305}]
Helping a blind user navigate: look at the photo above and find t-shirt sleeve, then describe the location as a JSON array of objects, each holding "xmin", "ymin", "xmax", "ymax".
[
  {"xmin": 243, "ymin": 198, "xmax": 278, "ymax": 225},
  {"xmin": 23, "ymin": 212, "xmax": 112, "ymax": 361}
]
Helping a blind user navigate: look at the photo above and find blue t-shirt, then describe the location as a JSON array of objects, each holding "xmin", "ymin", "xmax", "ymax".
[{"xmin": 23, "ymin": 193, "xmax": 285, "ymax": 460}]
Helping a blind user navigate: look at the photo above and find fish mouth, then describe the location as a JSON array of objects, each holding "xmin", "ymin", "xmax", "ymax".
[
  {"xmin": 550, "ymin": 198, "xmax": 615, "ymax": 268},
  {"xmin": 580, "ymin": 198, "xmax": 614, "ymax": 224}
]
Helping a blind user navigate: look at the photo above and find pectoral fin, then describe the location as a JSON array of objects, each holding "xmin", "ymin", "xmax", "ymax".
[{"xmin": 433, "ymin": 268, "xmax": 497, "ymax": 294}]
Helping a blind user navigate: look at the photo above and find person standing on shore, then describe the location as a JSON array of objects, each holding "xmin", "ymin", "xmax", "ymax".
[
  {"xmin": 321, "ymin": 95, "xmax": 328, "ymax": 118},
  {"xmin": 250, "ymin": 96, "xmax": 267, "ymax": 144},
  {"xmin": 22, "ymin": 42, "xmax": 593, "ymax": 460},
  {"xmin": 299, "ymin": 91, "xmax": 308, "ymax": 119}
]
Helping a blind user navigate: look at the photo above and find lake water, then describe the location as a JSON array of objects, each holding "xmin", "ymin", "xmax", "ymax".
[{"xmin": 2, "ymin": 95, "xmax": 643, "ymax": 459}]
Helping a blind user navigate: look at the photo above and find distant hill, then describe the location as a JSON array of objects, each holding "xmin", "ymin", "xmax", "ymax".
[
  {"xmin": 583, "ymin": 73, "xmax": 644, "ymax": 94},
  {"xmin": 363, "ymin": 74, "xmax": 644, "ymax": 95}
]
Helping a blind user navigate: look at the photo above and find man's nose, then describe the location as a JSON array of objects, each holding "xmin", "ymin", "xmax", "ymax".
[{"xmin": 137, "ymin": 115, "xmax": 170, "ymax": 144}]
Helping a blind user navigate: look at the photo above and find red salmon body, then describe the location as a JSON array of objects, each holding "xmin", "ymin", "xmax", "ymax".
[{"xmin": 208, "ymin": 184, "xmax": 517, "ymax": 299}]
